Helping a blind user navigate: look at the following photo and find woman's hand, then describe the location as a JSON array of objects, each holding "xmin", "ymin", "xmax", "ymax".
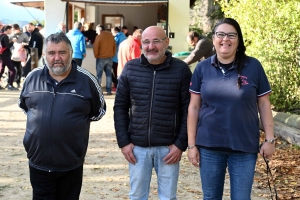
[
  {"xmin": 259, "ymin": 142, "xmax": 275, "ymax": 159},
  {"xmin": 187, "ymin": 147, "xmax": 200, "ymax": 167}
]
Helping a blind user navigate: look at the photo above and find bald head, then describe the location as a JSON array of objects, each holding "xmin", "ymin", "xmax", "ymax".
[
  {"xmin": 142, "ymin": 26, "xmax": 169, "ymax": 65},
  {"xmin": 142, "ymin": 26, "xmax": 167, "ymax": 40}
]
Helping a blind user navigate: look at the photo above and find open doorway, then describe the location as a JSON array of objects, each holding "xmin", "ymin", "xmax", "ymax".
[{"xmin": 102, "ymin": 14, "xmax": 124, "ymax": 30}]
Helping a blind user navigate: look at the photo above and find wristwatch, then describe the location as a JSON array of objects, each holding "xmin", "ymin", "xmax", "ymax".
[{"xmin": 264, "ymin": 138, "xmax": 275, "ymax": 144}]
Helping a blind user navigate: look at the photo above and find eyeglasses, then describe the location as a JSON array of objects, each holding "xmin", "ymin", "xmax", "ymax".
[
  {"xmin": 215, "ymin": 32, "xmax": 238, "ymax": 39},
  {"xmin": 142, "ymin": 37, "xmax": 167, "ymax": 46}
]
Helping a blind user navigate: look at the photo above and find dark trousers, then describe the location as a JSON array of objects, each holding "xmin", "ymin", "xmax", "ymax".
[
  {"xmin": 112, "ymin": 61, "xmax": 118, "ymax": 86},
  {"xmin": 23, "ymin": 56, "xmax": 43, "ymax": 78},
  {"xmin": 12, "ymin": 60, "xmax": 22, "ymax": 85},
  {"xmin": 23, "ymin": 57, "xmax": 32, "ymax": 78},
  {"xmin": 29, "ymin": 165, "xmax": 83, "ymax": 200},
  {"xmin": 73, "ymin": 58, "xmax": 82, "ymax": 67},
  {"xmin": 0, "ymin": 57, "xmax": 16, "ymax": 86}
]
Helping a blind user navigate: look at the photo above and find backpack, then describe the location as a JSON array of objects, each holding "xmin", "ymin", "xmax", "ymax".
[{"xmin": 0, "ymin": 34, "xmax": 7, "ymax": 54}]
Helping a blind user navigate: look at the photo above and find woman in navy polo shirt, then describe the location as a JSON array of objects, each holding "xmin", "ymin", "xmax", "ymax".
[{"xmin": 187, "ymin": 18, "xmax": 275, "ymax": 199}]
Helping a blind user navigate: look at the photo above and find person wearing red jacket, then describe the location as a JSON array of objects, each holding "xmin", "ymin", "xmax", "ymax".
[{"xmin": 117, "ymin": 29, "xmax": 143, "ymax": 77}]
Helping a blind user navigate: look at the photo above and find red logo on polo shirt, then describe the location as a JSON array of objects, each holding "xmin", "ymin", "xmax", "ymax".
[{"xmin": 240, "ymin": 76, "xmax": 249, "ymax": 85}]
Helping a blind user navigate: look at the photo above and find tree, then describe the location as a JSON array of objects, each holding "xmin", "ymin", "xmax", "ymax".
[{"xmin": 219, "ymin": 0, "xmax": 300, "ymax": 112}]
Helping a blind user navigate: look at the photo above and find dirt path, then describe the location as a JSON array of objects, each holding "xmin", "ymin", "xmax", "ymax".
[{"xmin": 0, "ymin": 90, "xmax": 268, "ymax": 199}]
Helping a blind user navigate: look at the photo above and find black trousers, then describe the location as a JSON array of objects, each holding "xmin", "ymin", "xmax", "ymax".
[
  {"xmin": 112, "ymin": 61, "xmax": 118, "ymax": 86},
  {"xmin": 29, "ymin": 165, "xmax": 83, "ymax": 200},
  {"xmin": 12, "ymin": 60, "xmax": 22, "ymax": 85},
  {"xmin": 0, "ymin": 57, "xmax": 16, "ymax": 86},
  {"xmin": 23, "ymin": 57, "xmax": 32, "ymax": 78},
  {"xmin": 73, "ymin": 58, "xmax": 82, "ymax": 67}
]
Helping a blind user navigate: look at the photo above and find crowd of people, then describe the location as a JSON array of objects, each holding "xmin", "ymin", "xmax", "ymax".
[
  {"xmin": 0, "ymin": 17, "xmax": 275, "ymax": 200},
  {"xmin": 0, "ymin": 21, "xmax": 44, "ymax": 90}
]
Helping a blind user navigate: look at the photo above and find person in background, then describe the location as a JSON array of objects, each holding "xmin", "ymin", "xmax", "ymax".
[
  {"xmin": 35, "ymin": 23, "xmax": 43, "ymax": 31},
  {"xmin": 57, "ymin": 22, "xmax": 66, "ymax": 33},
  {"xmin": 111, "ymin": 26, "xmax": 126, "ymax": 90},
  {"xmin": 114, "ymin": 26, "xmax": 191, "ymax": 200},
  {"xmin": 132, "ymin": 26, "xmax": 138, "ymax": 34},
  {"xmin": 23, "ymin": 23, "xmax": 44, "ymax": 77},
  {"xmin": 183, "ymin": 31, "xmax": 215, "ymax": 65},
  {"xmin": 121, "ymin": 26, "xmax": 129, "ymax": 37},
  {"xmin": 187, "ymin": 18, "xmax": 275, "ymax": 199},
  {"xmin": 117, "ymin": 29, "xmax": 143, "ymax": 77},
  {"xmin": 22, "ymin": 25, "xmax": 30, "ymax": 37},
  {"xmin": 18, "ymin": 32, "xmax": 106, "ymax": 200},
  {"xmin": 66, "ymin": 22, "xmax": 86, "ymax": 67},
  {"xmin": 0, "ymin": 25, "xmax": 18, "ymax": 90},
  {"xmin": 0, "ymin": 21, "xmax": 3, "ymax": 33},
  {"xmin": 11, "ymin": 23, "xmax": 29, "ymax": 88},
  {"xmin": 83, "ymin": 23, "xmax": 97, "ymax": 44},
  {"xmin": 35, "ymin": 23, "xmax": 45, "ymax": 36},
  {"xmin": 93, "ymin": 24, "xmax": 116, "ymax": 95}
]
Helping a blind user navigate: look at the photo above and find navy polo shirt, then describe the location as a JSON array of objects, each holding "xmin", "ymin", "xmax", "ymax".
[{"xmin": 189, "ymin": 55, "xmax": 271, "ymax": 153}]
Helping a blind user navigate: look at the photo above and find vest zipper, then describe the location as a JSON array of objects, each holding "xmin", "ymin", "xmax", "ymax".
[{"xmin": 148, "ymin": 70, "xmax": 156, "ymax": 146}]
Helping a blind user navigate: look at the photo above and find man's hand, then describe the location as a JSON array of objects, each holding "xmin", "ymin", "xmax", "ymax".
[
  {"xmin": 163, "ymin": 144, "xmax": 183, "ymax": 164},
  {"xmin": 121, "ymin": 143, "xmax": 136, "ymax": 164},
  {"xmin": 83, "ymin": 54, "xmax": 86, "ymax": 58}
]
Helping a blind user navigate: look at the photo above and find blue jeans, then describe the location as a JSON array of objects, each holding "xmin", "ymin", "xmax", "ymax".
[
  {"xmin": 199, "ymin": 147, "xmax": 257, "ymax": 200},
  {"xmin": 129, "ymin": 146, "xmax": 179, "ymax": 200},
  {"xmin": 96, "ymin": 58, "xmax": 112, "ymax": 93}
]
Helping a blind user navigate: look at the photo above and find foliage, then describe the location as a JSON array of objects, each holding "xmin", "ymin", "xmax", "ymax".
[
  {"xmin": 255, "ymin": 134, "xmax": 300, "ymax": 199},
  {"xmin": 189, "ymin": 0, "xmax": 224, "ymax": 38},
  {"xmin": 218, "ymin": 0, "xmax": 300, "ymax": 113}
]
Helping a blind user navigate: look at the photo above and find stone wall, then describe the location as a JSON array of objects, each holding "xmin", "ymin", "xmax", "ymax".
[{"xmin": 189, "ymin": 0, "xmax": 220, "ymax": 35}]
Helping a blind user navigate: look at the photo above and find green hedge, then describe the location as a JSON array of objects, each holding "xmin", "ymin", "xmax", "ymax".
[{"xmin": 219, "ymin": 0, "xmax": 300, "ymax": 113}]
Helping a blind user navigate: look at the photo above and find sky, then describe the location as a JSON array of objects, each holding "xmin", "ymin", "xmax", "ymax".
[{"xmin": 0, "ymin": 1, "xmax": 44, "ymax": 24}]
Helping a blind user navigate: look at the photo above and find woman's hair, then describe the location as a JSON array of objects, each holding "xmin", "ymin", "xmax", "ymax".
[
  {"xmin": 212, "ymin": 18, "xmax": 247, "ymax": 89},
  {"xmin": 187, "ymin": 31, "xmax": 200, "ymax": 41}
]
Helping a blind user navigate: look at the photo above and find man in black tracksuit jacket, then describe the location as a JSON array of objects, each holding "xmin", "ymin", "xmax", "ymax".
[
  {"xmin": 23, "ymin": 23, "xmax": 44, "ymax": 77},
  {"xmin": 19, "ymin": 32, "xmax": 106, "ymax": 199},
  {"xmin": 114, "ymin": 26, "xmax": 192, "ymax": 200}
]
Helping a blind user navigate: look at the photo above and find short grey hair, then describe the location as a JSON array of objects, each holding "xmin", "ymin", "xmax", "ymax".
[
  {"xmin": 44, "ymin": 32, "xmax": 73, "ymax": 54},
  {"xmin": 74, "ymin": 22, "xmax": 82, "ymax": 30}
]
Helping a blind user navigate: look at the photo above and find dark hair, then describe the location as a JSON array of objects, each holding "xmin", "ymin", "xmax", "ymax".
[
  {"xmin": 122, "ymin": 26, "xmax": 128, "ymax": 30},
  {"xmin": 188, "ymin": 31, "xmax": 200, "ymax": 40},
  {"xmin": 12, "ymin": 24, "xmax": 20, "ymax": 30},
  {"xmin": 113, "ymin": 26, "xmax": 120, "ymax": 32},
  {"xmin": 212, "ymin": 18, "xmax": 246, "ymax": 89},
  {"xmin": 3, "ymin": 25, "xmax": 12, "ymax": 32},
  {"xmin": 45, "ymin": 32, "xmax": 72, "ymax": 53}
]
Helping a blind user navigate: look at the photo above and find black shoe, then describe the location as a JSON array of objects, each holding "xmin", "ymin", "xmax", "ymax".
[
  {"xmin": 106, "ymin": 92, "xmax": 112, "ymax": 95},
  {"xmin": 8, "ymin": 85, "xmax": 19, "ymax": 91}
]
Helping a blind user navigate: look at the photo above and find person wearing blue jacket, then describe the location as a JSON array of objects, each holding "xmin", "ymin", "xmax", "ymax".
[
  {"xmin": 66, "ymin": 22, "xmax": 86, "ymax": 67},
  {"xmin": 111, "ymin": 27, "xmax": 127, "ymax": 89}
]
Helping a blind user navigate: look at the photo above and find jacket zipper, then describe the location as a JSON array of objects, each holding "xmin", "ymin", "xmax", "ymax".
[
  {"xmin": 174, "ymin": 113, "xmax": 177, "ymax": 135},
  {"xmin": 148, "ymin": 70, "xmax": 156, "ymax": 146},
  {"xmin": 48, "ymin": 87, "xmax": 56, "ymax": 172}
]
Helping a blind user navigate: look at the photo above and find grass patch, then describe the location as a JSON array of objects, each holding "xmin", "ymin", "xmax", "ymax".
[{"xmin": 0, "ymin": 185, "xmax": 10, "ymax": 191}]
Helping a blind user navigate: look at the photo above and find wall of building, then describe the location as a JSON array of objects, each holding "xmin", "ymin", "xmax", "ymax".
[
  {"xmin": 95, "ymin": 4, "xmax": 159, "ymax": 33},
  {"xmin": 168, "ymin": 0, "xmax": 190, "ymax": 54},
  {"xmin": 44, "ymin": 0, "xmax": 66, "ymax": 36}
]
